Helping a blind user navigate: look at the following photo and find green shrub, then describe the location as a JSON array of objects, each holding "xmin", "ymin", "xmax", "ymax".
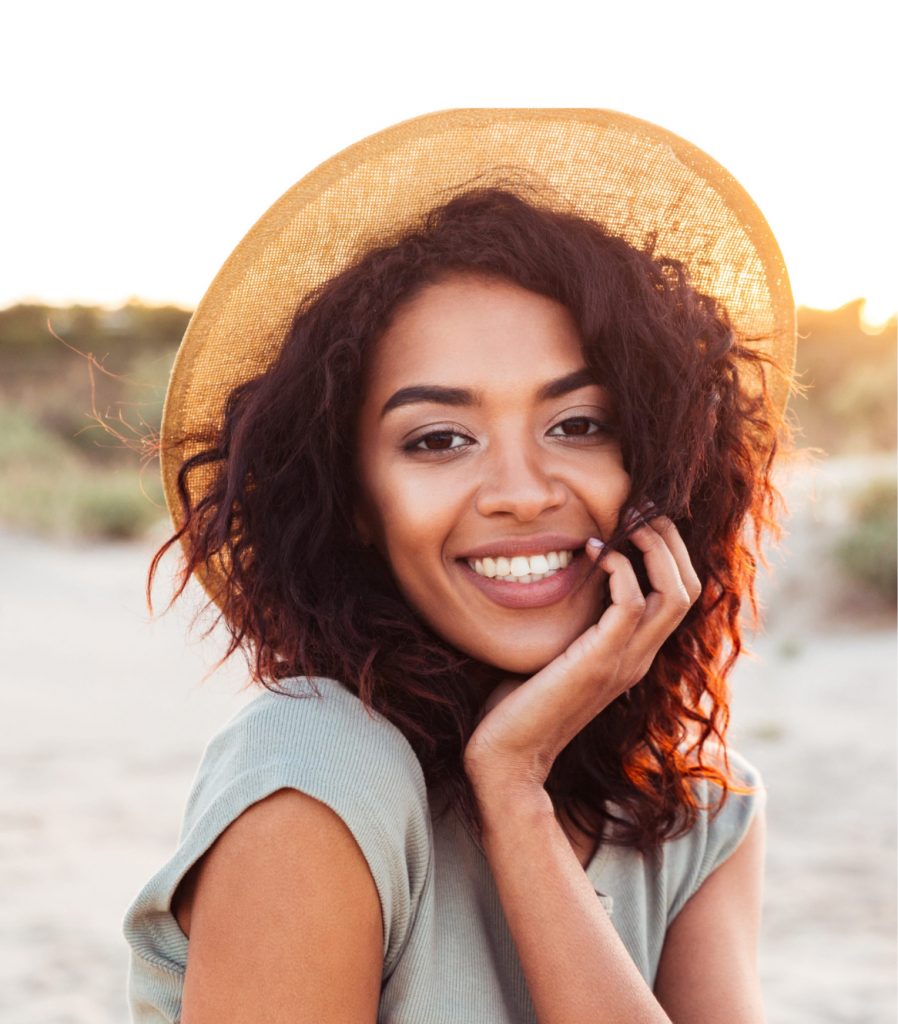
[
  {"xmin": 0, "ymin": 405, "xmax": 79, "ymax": 472},
  {"xmin": 833, "ymin": 476, "xmax": 898, "ymax": 605},
  {"xmin": 65, "ymin": 470, "xmax": 165, "ymax": 540},
  {"xmin": 0, "ymin": 404, "xmax": 165, "ymax": 540}
]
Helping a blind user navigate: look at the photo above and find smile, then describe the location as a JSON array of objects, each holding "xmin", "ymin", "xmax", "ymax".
[
  {"xmin": 465, "ymin": 548, "xmax": 575, "ymax": 583},
  {"xmin": 456, "ymin": 548, "xmax": 588, "ymax": 609}
]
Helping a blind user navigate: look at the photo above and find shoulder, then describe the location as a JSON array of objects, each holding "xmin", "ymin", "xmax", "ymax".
[
  {"xmin": 585, "ymin": 745, "xmax": 765, "ymax": 983},
  {"xmin": 184, "ymin": 675, "xmax": 429, "ymax": 839},
  {"xmin": 187, "ymin": 675, "xmax": 433, "ymax": 926},
  {"xmin": 196, "ymin": 674, "xmax": 424, "ymax": 779},
  {"xmin": 663, "ymin": 744, "xmax": 766, "ymax": 925},
  {"xmin": 123, "ymin": 676, "xmax": 432, "ymax": 1001}
]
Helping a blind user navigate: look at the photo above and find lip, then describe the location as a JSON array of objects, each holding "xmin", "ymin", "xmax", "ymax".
[
  {"xmin": 457, "ymin": 533, "xmax": 589, "ymax": 560},
  {"xmin": 457, "ymin": 549, "xmax": 591, "ymax": 609}
]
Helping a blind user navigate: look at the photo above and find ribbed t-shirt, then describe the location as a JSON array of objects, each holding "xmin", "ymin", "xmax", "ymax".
[{"xmin": 122, "ymin": 675, "xmax": 765, "ymax": 1023}]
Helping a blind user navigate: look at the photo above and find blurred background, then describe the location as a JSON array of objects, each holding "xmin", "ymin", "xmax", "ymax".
[{"xmin": 1, "ymin": 2, "xmax": 895, "ymax": 1022}]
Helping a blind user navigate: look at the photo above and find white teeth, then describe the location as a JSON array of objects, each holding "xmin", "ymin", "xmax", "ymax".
[
  {"xmin": 509, "ymin": 556, "xmax": 531, "ymax": 576},
  {"xmin": 529, "ymin": 554, "xmax": 549, "ymax": 574},
  {"xmin": 467, "ymin": 548, "xmax": 576, "ymax": 582}
]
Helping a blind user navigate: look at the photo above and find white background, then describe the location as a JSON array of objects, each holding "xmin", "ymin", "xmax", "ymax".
[{"xmin": 2, "ymin": 0, "xmax": 895, "ymax": 322}]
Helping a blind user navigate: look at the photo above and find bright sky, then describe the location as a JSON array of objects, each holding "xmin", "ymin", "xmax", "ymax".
[{"xmin": 4, "ymin": 0, "xmax": 895, "ymax": 326}]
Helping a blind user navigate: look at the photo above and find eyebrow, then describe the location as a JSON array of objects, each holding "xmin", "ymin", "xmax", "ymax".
[{"xmin": 379, "ymin": 367, "xmax": 602, "ymax": 420}]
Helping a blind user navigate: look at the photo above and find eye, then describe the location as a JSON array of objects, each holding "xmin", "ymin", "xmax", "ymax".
[
  {"xmin": 548, "ymin": 416, "xmax": 614, "ymax": 440},
  {"xmin": 402, "ymin": 428, "xmax": 473, "ymax": 454}
]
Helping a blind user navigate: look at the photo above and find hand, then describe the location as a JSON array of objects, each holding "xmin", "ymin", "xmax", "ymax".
[{"xmin": 463, "ymin": 510, "xmax": 702, "ymax": 794}]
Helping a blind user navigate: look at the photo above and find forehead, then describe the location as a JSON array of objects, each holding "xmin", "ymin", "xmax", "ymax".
[{"xmin": 368, "ymin": 273, "xmax": 585, "ymax": 388}]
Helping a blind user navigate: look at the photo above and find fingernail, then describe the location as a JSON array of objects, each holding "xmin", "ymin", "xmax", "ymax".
[{"xmin": 587, "ymin": 537, "xmax": 604, "ymax": 551}]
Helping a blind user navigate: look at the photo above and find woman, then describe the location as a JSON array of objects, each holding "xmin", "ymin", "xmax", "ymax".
[{"xmin": 123, "ymin": 110, "xmax": 795, "ymax": 1022}]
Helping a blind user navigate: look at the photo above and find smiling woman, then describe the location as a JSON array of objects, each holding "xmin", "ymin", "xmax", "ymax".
[{"xmin": 122, "ymin": 110, "xmax": 796, "ymax": 1024}]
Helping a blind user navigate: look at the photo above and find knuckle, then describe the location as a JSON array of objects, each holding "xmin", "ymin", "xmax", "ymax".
[
  {"xmin": 673, "ymin": 600, "xmax": 690, "ymax": 621},
  {"xmin": 672, "ymin": 586, "xmax": 692, "ymax": 612},
  {"xmin": 654, "ymin": 514, "xmax": 676, "ymax": 534},
  {"xmin": 606, "ymin": 549, "xmax": 632, "ymax": 572}
]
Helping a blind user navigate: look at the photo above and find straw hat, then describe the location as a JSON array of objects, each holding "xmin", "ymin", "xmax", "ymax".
[{"xmin": 161, "ymin": 108, "xmax": 795, "ymax": 596}]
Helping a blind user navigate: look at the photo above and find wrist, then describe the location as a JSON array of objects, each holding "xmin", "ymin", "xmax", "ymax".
[
  {"xmin": 470, "ymin": 773, "xmax": 553, "ymax": 824},
  {"xmin": 463, "ymin": 742, "xmax": 554, "ymax": 798}
]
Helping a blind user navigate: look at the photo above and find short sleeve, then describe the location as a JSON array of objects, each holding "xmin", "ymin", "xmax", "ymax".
[
  {"xmin": 122, "ymin": 676, "xmax": 432, "ymax": 1022},
  {"xmin": 664, "ymin": 746, "xmax": 766, "ymax": 926}
]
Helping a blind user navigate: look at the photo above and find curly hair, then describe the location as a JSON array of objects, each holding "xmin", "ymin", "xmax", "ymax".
[{"xmin": 150, "ymin": 186, "xmax": 791, "ymax": 854}]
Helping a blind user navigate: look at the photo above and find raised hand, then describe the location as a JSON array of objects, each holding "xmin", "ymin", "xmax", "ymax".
[{"xmin": 462, "ymin": 509, "xmax": 703, "ymax": 793}]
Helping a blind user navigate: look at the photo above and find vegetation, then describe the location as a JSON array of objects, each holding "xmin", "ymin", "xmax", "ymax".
[
  {"xmin": 832, "ymin": 475, "xmax": 898, "ymax": 606},
  {"xmin": 0, "ymin": 404, "xmax": 165, "ymax": 539},
  {"xmin": 0, "ymin": 302, "xmax": 185, "ymax": 540}
]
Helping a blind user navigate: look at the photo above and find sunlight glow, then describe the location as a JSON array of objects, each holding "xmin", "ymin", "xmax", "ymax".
[{"xmin": 860, "ymin": 300, "xmax": 897, "ymax": 334}]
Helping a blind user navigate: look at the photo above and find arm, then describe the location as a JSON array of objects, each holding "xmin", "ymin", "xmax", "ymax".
[
  {"xmin": 475, "ymin": 779, "xmax": 673, "ymax": 1024},
  {"xmin": 176, "ymin": 787, "xmax": 383, "ymax": 1024},
  {"xmin": 464, "ymin": 511, "xmax": 763, "ymax": 1023}
]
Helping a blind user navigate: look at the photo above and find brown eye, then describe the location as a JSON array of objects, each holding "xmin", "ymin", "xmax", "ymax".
[
  {"xmin": 561, "ymin": 418, "xmax": 592, "ymax": 436},
  {"xmin": 403, "ymin": 429, "xmax": 472, "ymax": 454},
  {"xmin": 550, "ymin": 417, "xmax": 610, "ymax": 439},
  {"xmin": 419, "ymin": 432, "xmax": 455, "ymax": 450}
]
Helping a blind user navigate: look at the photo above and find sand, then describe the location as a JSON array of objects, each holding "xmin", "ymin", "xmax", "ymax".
[{"xmin": 0, "ymin": 453, "xmax": 894, "ymax": 1023}]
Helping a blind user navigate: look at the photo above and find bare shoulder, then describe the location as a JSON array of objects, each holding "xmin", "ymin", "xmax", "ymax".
[{"xmin": 175, "ymin": 787, "xmax": 383, "ymax": 1024}]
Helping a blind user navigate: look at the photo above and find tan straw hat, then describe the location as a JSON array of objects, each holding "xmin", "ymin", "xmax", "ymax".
[{"xmin": 161, "ymin": 107, "xmax": 795, "ymax": 582}]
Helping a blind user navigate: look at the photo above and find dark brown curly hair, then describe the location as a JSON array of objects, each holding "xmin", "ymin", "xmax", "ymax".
[{"xmin": 150, "ymin": 186, "xmax": 791, "ymax": 854}]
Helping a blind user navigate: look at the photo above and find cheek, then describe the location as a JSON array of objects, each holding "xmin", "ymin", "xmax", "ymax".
[
  {"xmin": 371, "ymin": 471, "xmax": 458, "ymax": 563},
  {"xmin": 585, "ymin": 465, "xmax": 632, "ymax": 529}
]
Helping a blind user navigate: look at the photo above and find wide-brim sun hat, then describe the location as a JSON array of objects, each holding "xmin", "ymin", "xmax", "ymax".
[{"xmin": 160, "ymin": 108, "xmax": 796, "ymax": 601}]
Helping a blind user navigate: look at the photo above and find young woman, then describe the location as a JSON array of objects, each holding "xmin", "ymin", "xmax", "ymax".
[{"xmin": 123, "ymin": 110, "xmax": 795, "ymax": 1023}]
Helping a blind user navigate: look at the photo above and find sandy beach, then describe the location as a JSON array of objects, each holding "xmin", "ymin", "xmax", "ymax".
[{"xmin": 1, "ymin": 454, "xmax": 894, "ymax": 1023}]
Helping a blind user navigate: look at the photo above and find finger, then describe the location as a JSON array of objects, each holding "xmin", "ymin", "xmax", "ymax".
[
  {"xmin": 619, "ymin": 523, "xmax": 696, "ymax": 646},
  {"xmin": 586, "ymin": 534, "xmax": 684, "ymax": 689},
  {"xmin": 639, "ymin": 510, "xmax": 702, "ymax": 603},
  {"xmin": 528, "ymin": 546, "xmax": 652, "ymax": 732},
  {"xmin": 581, "ymin": 541, "xmax": 646, "ymax": 647},
  {"xmin": 548, "ymin": 544, "xmax": 655, "ymax": 704}
]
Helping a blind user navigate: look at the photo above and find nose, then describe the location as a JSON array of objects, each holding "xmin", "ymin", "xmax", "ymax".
[{"xmin": 473, "ymin": 439, "xmax": 567, "ymax": 520}]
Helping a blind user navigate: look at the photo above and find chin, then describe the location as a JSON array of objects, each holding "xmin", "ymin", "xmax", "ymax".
[
  {"xmin": 467, "ymin": 636, "xmax": 573, "ymax": 676},
  {"xmin": 431, "ymin": 604, "xmax": 604, "ymax": 677}
]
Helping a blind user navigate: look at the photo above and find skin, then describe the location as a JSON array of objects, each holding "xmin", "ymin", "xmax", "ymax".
[{"xmin": 174, "ymin": 269, "xmax": 766, "ymax": 1022}]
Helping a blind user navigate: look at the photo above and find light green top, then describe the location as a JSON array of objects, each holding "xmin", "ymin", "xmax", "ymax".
[{"xmin": 122, "ymin": 675, "xmax": 764, "ymax": 1023}]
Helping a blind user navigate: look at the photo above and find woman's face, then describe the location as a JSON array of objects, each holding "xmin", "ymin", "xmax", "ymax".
[{"xmin": 353, "ymin": 272, "xmax": 631, "ymax": 676}]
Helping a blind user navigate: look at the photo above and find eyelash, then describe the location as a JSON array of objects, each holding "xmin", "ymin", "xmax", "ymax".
[{"xmin": 402, "ymin": 417, "xmax": 615, "ymax": 456}]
